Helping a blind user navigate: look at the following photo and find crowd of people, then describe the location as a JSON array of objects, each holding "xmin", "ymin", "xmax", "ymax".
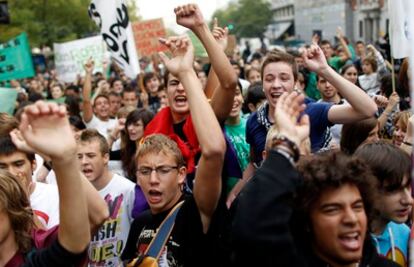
[{"xmin": 0, "ymin": 3, "xmax": 413, "ymax": 267}]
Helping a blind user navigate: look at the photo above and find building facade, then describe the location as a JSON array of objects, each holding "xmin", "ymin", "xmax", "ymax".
[{"xmin": 268, "ymin": 0, "xmax": 389, "ymax": 44}]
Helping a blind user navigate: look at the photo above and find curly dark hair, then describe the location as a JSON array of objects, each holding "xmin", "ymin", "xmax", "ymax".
[{"xmin": 296, "ymin": 151, "xmax": 377, "ymax": 232}]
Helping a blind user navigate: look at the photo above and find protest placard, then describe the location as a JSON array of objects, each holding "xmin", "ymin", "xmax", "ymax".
[
  {"xmin": 0, "ymin": 32, "xmax": 34, "ymax": 82},
  {"xmin": 0, "ymin": 87, "xmax": 17, "ymax": 114},
  {"xmin": 54, "ymin": 35, "xmax": 106, "ymax": 83},
  {"xmin": 388, "ymin": 0, "xmax": 412, "ymax": 59},
  {"xmin": 132, "ymin": 18, "xmax": 168, "ymax": 57},
  {"xmin": 89, "ymin": 0, "xmax": 140, "ymax": 78}
]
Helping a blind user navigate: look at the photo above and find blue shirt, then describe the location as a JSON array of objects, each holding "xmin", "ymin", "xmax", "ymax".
[
  {"xmin": 371, "ymin": 221, "xmax": 410, "ymax": 267},
  {"xmin": 246, "ymin": 100, "xmax": 332, "ymax": 164}
]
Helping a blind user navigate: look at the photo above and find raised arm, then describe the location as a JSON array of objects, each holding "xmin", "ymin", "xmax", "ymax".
[
  {"xmin": 159, "ymin": 36, "xmax": 226, "ymax": 233},
  {"xmin": 10, "ymin": 124, "xmax": 109, "ymax": 234},
  {"xmin": 336, "ymin": 27, "xmax": 352, "ymax": 62},
  {"xmin": 301, "ymin": 43, "xmax": 377, "ymax": 123},
  {"xmin": 19, "ymin": 101, "xmax": 90, "ymax": 253},
  {"xmin": 175, "ymin": 4, "xmax": 237, "ymax": 122},
  {"xmin": 231, "ymin": 92, "xmax": 309, "ymax": 266},
  {"xmin": 82, "ymin": 59, "xmax": 95, "ymax": 123},
  {"xmin": 203, "ymin": 18, "xmax": 227, "ymax": 100},
  {"xmin": 366, "ymin": 44, "xmax": 389, "ymax": 77}
]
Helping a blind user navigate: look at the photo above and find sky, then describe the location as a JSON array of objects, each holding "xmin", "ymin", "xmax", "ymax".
[{"xmin": 135, "ymin": 0, "xmax": 232, "ymax": 33}]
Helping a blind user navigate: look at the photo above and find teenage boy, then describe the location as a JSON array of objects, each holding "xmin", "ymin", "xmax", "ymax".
[
  {"xmin": 2, "ymin": 101, "xmax": 108, "ymax": 266},
  {"xmin": 0, "ymin": 135, "xmax": 60, "ymax": 229},
  {"xmin": 77, "ymin": 129, "xmax": 135, "ymax": 266},
  {"xmin": 231, "ymin": 92, "xmax": 398, "ymax": 267},
  {"xmin": 355, "ymin": 142, "xmax": 412, "ymax": 267},
  {"xmin": 143, "ymin": 4, "xmax": 237, "ymax": 181},
  {"xmin": 121, "ymin": 35, "xmax": 226, "ymax": 266},
  {"xmin": 248, "ymin": 44, "xmax": 376, "ymax": 161}
]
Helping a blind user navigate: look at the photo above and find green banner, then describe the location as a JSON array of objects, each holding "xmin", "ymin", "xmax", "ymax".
[
  {"xmin": 0, "ymin": 88, "xmax": 18, "ymax": 114},
  {"xmin": 0, "ymin": 32, "xmax": 35, "ymax": 82},
  {"xmin": 187, "ymin": 31, "xmax": 207, "ymax": 58}
]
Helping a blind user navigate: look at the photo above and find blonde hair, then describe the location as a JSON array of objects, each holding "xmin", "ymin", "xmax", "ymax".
[
  {"xmin": 394, "ymin": 110, "xmax": 412, "ymax": 132},
  {"xmin": 136, "ymin": 134, "xmax": 185, "ymax": 167}
]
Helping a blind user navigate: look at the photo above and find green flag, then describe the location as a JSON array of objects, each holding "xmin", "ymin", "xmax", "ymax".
[
  {"xmin": 0, "ymin": 88, "xmax": 18, "ymax": 114},
  {"xmin": 0, "ymin": 32, "xmax": 35, "ymax": 82},
  {"xmin": 187, "ymin": 31, "xmax": 207, "ymax": 58}
]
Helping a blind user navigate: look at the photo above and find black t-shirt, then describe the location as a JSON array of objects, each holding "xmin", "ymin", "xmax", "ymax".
[
  {"xmin": 23, "ymin": 239, "xmax": 86, "ymax": 267},
  {"xmin": 121, "ymin": 195, "xmax": 228, "ymax": 267}
]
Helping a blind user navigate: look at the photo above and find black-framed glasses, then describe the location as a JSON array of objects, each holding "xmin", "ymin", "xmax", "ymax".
[{"xmin": 137, "ymin": 165, "xmax": 179, "ymax": 178}]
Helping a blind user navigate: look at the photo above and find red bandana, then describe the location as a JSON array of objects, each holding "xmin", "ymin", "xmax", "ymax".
[{"xmin": 144, "ymin": 107, "xmax": 200, "ymax": 173}]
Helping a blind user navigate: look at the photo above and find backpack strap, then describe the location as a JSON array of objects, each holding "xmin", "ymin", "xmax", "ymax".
[{"xmin": 144, "ymin": 200, "xmax": 184, "ymax": 259}]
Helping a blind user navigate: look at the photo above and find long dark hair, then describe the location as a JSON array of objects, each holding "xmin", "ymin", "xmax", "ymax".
[
  {"xmin": 121, "ymin": 108, "xmax": 154, "ymax": 181},
  {"xmin": 340, "ymin": 117, "xmax": 378, "ymax": 155}
]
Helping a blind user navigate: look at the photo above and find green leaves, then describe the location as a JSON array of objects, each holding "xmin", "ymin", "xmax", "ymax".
[
  {"xmin": 0, "ymin": 0, "xmax": 98, "ymax": 46},
  {"xmin": 0, "ymin": 0, "xmax": 141, "ymax": 46},
  {"xmin": 211, "ymin": 0, "xmax": 272, "ymax": 39}
]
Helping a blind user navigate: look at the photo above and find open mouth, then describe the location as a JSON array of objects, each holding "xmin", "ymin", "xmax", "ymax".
[
  {"xmin": 175, "ymin": 95, "xmax": 187, "ymax": 104},
  {"xmin": 338, "ymin": 232, "xmax": 361, "ymax": 251},
  {"xmin": 270, "ymin": 92, "xmax": 283, "ymax": 100},
  {"xmin": 148, "ymin": 189, "xmax": 162, "ymax": 204}
]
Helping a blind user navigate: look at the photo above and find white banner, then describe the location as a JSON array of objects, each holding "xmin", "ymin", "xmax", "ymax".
[
  {"xmin": 54, "ymin": 35, "xmax": 107, "ymax": 83},
  {"xmin": 388, "ymin": 0, "xmax": 412, "ymax": 59},
  {"xmin": 88, "ymin": 0, "xmax": 140, "ymax": 78}
]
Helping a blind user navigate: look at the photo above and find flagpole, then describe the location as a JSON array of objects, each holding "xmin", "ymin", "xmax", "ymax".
[
  {"xmin": 408, "ymin": 0, "xmax": 414, "ymax": 264},
  {"xmin": 390, "ymin": 57, "xmax": 395, "ymax": 93}
]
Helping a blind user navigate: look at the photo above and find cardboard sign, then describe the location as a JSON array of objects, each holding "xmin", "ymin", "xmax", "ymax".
[
  {"xmin": 132, "ymin": 18, "xmax": 168, "ymax": 57},
  {"xmin": 53, "ymin": 35, "xmax": 107, "ymax": 83}
]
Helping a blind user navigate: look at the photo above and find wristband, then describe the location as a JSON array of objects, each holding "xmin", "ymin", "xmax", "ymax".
[{"xmin": 270, "ymin": 135, "xmax": 300, "ymax": 162}]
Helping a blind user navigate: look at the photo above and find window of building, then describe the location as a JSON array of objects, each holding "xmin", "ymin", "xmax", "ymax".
[{"xmin": 359, "ymin": 20, "xmax": 363, "ymax": 38}]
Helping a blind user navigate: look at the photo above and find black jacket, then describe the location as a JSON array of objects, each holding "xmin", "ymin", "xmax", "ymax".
[{"xmin": 230, "ymin": 151, "xmax": 400, "ymax": 267}]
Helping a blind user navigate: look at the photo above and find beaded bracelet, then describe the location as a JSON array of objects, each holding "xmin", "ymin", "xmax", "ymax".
[{"xmin": 270, "ymin": 135, "xmax": 300, "ymax": 162}]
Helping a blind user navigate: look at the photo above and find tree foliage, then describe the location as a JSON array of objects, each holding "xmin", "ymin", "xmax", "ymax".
[
  {"xmin": 126, "ymin": 0, "xmax": 141, "ymax": 22},
  {"xmin": 0, "ymin": 0, "xmax": 141, "ymax": 46},
  {"xmin": 212, "ymin": 0, "xmax": 272, "ymax": 39}
]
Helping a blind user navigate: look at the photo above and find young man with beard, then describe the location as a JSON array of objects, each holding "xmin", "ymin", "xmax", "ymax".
[
  {"xmin": 77, "ymin": 129, "xmax": 135, "ymax": 267},
  {"xmin": 231, "ymin": 92, "xmax": 398, "ymax": 267},
  {"xmin": 121, "ymin": 34, "xmax": 226, "ymax": 267},
  {"xmin": 317, "ymin": 76, "xmax": 342, "ymax": 104},
  {"xmin": 143, "ymin": 4, "xmax": 237, "ymax": 186},
  {"xmin": 82, "ymin": 59, "xmax": 117, "ymax": 139}
]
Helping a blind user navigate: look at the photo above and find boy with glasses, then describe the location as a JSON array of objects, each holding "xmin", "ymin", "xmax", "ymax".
[{"xmin": 121, "ymin": 34, "xmax": 226, "ymax": 267}]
